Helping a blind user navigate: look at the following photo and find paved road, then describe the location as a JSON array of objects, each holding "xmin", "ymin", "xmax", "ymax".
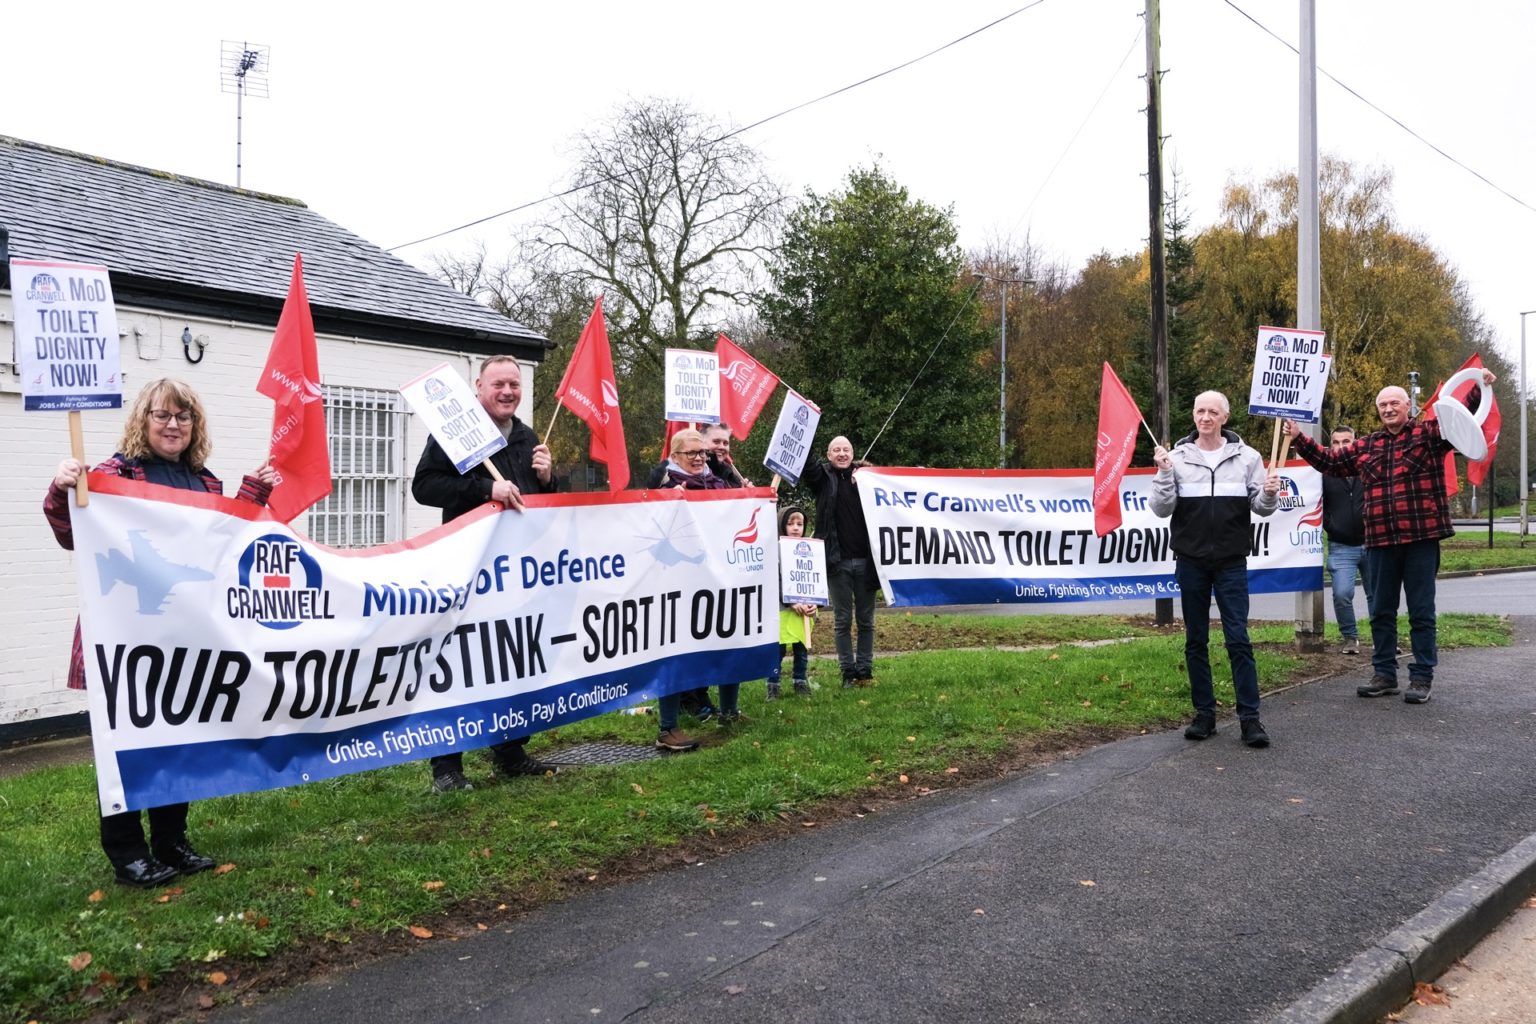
[{"xmin": 216, "ymin": 606, "xmax": 1536, "ymax": 1024}]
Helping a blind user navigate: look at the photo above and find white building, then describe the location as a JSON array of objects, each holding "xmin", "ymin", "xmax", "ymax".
[{"xmin": 0, "ymin": 136, "xmax": 549, "ymax": 744}]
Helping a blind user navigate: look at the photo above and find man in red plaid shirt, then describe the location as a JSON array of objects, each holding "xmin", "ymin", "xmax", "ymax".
[{"xmin": 1283, "ymin": 369, "xmax": 1495, "ymax": 705}]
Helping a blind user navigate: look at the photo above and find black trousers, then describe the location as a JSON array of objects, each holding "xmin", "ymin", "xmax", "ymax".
[
  {"xmin": 100, "ymin": 803, "xmax": 188, "ymax": 866},
  {"xmin": 430, "ymin": 738, "xmax": 527, "ymax": 777}
]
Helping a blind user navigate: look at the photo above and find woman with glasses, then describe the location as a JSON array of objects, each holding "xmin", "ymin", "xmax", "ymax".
[{"xmin": 44, "ymin": 378, "xmax": 275, "ymax": 887}]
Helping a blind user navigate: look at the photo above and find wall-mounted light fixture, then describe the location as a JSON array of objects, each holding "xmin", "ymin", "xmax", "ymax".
[{"xmin": 181, "ymin": 326, "xmax": 207, "ymax": 364}]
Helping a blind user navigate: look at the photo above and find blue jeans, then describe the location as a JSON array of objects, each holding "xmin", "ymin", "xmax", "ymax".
[
  {"xmin": 1363, "ymin": 540, "xmax": 1439, "ymax": 683},
  {"xmin": 1327, "ymin": 542, "xmax": 1369, "ymax": 640},
  {"xmin": 829, "ymin": 558, "xmax": 876, "ymax": 679},
  {"xmin": 1176, "ymin": 560, "xmax": 1261, "ymax": 721},
  {"xmin": 768, "ymin": 643, "xmax": 809, "ymax": 684}
]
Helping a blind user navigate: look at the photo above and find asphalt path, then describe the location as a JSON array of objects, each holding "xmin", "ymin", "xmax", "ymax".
[{"xmin": 216, "ymin": 593, "xmax": 1536, "ymax": 1023}]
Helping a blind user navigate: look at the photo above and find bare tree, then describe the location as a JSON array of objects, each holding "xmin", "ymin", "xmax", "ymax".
[{"xmin": 529, "ymin": 98, "xmax": 786, "ymax": 377}]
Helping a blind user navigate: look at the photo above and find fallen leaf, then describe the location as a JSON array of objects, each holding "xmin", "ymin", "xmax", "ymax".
[
  {"xmin": 96, "ymin": 970, "xmax": 118, "ymax": 987},
  {"xmin": 496, "ymin": 903, "xmax": 509, "ymax": 911},
  {"xmin": 68, "ymin": 952, "xmax": 93, "ymax": 972},
  {"xmin": 409, "ymin": 925, "xmax": 434, "ymax": 939},
  {"xmin": 548, "ymin": 820, "xmax": 559, "ymax": 829},
  {"xmin": 1287, "ymin": 799, "xmax": 1304, "ymax": 805},
  {"xmin": 586, "ymin": 874, "xmax": 599, "ymax": 881},
  {"xmin": 201, "ymin": 949, "xmax": 225, "ymax": 962},
  {"xmin": 899, "ymin": 774, "xmax": 910, "ymax": 784},
  {"xmin": 422, "ymin": 880, "xmax": 445, "ymax": 892},
  {"xmin": 973, "ymin": 908, "xmax": 986, "ymax": 915},
  {"xmin": 905, "ymin": 736, "xmax": 916, "ymax": 742},
  {"xmin": 1048, "ymin": 653, "xmax": 1060, "ymax": 660},
  {"xmin": 350, "ymin": 899, "xmax": 361, "ymax": 908},
  {"xmin": 305, "ymin": 887, "xmax": 317, "ymax": 897},
  {"xmin": 212, "ymin": 863, "xmax": 237, "ymax": 875},
  {"xmin": 631, "ymin": 783, "xmax": 645, "ymax": 795},
  {"xmin": 208, "ymin": 971, "xmax": 228, "ymax": 986},
  {"xmin": 724, "ymin": 984, "xmax": 747, "ymax": 995},
  {"xmin": 136, "ymin": 975, "xmax": 150, "ymax": 992},
  {"xmin": 1079, "ymin": 880, "xmax": 1097, "ymax": 887},
  {"xmin": 198, "ymin": 995, "xmax": 215, "ymax": 1010},
  {"xmin": 1080, "ymin": 701, "xmax": 1093, "ymax": 708},
  {"xmin": 801, "ymin": 820, "xmax": 817, "ymax": 828},
  {"xmin": 256, "ymin": 916, "xmax": 270, "ymax": 929},
  {"xmin": 1411, "ymin": 982, "xmax": 1450, "ymax": 1007},
  {"xmin": 87, "ymin": 889, "xmax": 105, "ymax": 903},
  {"xmin": 477, "ymin": 922, "xmax": 488, "ymax": 931},
  {"xmin": 945, "ymin": 767, "xmax": 960, "ymax": 774}
]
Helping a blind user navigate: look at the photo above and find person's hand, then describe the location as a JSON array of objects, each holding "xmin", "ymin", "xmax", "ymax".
[
  {"xmin": 1281, "ymin": 418, "xmax": 1304, "ymax": 439},
  {"xmin": 253, "ymin": 462, "xmax": 277, "ymax": 487},
  {"xmin": 53, "ymin": 458, "xmax": 84, "ymax": 489},
  {"xmin": 491, "ymin": 479, "xmax": 526, "ymax": 512},
  {"xmin": 531, "ymin": 444, "xmax": 553, "ymax": 485},
  {"xmin": 1152, "ymin": 445, "xmax": 1172, "ymax": 471},
  {"xmin": 1263, "ymin": 468, "xmax": 1280, "ymax": 496},
  {"xmin": 1482, "ymin": 369, "xmax": 1498, "ymax": 386},
  {"xmin": 792, "ymin": 602, "xmax": 817, "ymax": 616}
]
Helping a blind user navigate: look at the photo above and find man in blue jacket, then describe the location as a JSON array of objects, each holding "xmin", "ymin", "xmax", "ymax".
[{"xmin": 1150, "ymin": 391, "xmax": 1280, "ymax": 747}]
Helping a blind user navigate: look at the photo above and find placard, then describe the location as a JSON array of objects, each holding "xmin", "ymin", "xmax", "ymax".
[
  {"xmin": 399, "ymin": 363, "xmax": 506, "ymax": 473},
  {"xmin": 664, "ymin": 348, "xmax": 720, "ymax": 424},
  {"xmin": 1247, "ymin": 326, "xmax": 1330, "ymax": 422},
  {"xmin": 779, "ymin": 537, "xmax": 829, "ymax": 606},
  {"xmin": 763, "ymin": 388, "xmax": 821, "ymax": 485},
  {"xmin": 11, "ymin": 258, "xmax": 122, "ymax": 411}
]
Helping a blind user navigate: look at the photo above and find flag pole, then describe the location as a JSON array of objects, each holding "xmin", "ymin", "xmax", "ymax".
[
  {"xmin": 1140, "ymin": 420, "xmax": 1163, "ymax": 450},
  {"xmin": 542, "ymin": 405, "xmax": 561, "ymax": 446}
]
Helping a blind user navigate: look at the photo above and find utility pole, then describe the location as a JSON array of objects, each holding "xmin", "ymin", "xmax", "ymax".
[
  {"xmin": 1293, "ymin": 0, "xmax": 1325, "ymax": 651},
  {"xmin": 1145, "ymin": 0, "xmax": 1173, "ymax": 627}
]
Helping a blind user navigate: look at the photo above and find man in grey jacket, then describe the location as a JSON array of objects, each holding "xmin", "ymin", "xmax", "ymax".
[{"xmin": 1150, "ymin": 391, "xmax": 1280, "ymax": 748}]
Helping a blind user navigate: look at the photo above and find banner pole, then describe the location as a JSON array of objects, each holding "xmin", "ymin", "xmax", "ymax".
[
  {"xmin": 1140, "ymin": 420, "xmax": 1163, "ymax": 450},
  {"xmin": 1268, "ymin": 419, "xmax": 1284, "ymax": 471},
  {"xmin": 541, "ymin": 405, "xmax": 561, "ymax": 447},
  {"xmin": 770, "ymin": 473, "xmax": 781, "ymax": 494},
  {"xmin": 69, "ymin": 410, "xmax": 89, "ymax": 507}
]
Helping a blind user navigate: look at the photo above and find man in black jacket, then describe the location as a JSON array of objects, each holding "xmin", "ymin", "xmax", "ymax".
[
  {"xmin": 1321, "ymin": 425, "xmax": 1370, "ymax": 655},
  {"xmin": 801, "ymin": 435, "xmax": 878, "ymax": 687},
  {"xmin": 411, "ymin": 355, "xmax": 559, "ymax": 792}
]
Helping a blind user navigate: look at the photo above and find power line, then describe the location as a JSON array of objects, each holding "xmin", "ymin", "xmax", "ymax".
[
  {"xmin": 387, "ymin": 2, "xmax": 1050, "ymax": 253},
  {"xmin": 1224, "ymin": 0, "xmax": 1536, "ymax": 217}
]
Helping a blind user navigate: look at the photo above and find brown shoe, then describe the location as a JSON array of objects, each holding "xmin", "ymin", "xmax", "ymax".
[{"xmin": 655, "ymin": 728, "xmax": 700, "ymax": 752}]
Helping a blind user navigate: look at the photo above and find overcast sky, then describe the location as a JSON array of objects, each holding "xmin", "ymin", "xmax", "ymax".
[{"xmin": 6, "ymin": 0, "xmax": 1533, "ymax": 388}]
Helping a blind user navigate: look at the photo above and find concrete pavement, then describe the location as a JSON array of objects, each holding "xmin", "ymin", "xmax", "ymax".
[{"xmin": 210, "ymin": 613, "xmax": 1536, "ymax": 1024}]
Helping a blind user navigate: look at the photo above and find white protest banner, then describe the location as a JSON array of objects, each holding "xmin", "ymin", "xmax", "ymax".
[
  {"xmin": 399, "ymin": 363, "xmax": 506, "ymax": 473},
  {"xmin": 1247, "ymin": 326, "xmax": 1330, "ymax": 422},
  {"xmin": 779, "ymin": 537, "xmax": 829, "ymax": 606},
  {"xmin": 71, "ymin": 478, "xmax": 778, "ymax": 813},
  {"xmin": 10, "ymin": 258, "xmax": 122, "ymax": 411},
  {"xmin": 664, "ymin": 348, "xmax": 720, "ymax": 424},
  {"xmin": 763, "ymin": 389, "xmax": 821, "ymax": 485},
  {"xmin": 857, "ymin": 465, "xmax": 1322, "ymax": 606}
]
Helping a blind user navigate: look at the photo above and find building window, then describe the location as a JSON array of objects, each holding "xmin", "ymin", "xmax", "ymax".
[{"xmin": 306, "ymin": 385, "xmax": 406, "ymax": 547}]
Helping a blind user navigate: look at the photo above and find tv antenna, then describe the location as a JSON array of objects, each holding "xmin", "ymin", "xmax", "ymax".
[{"xmin": 220, "ymin": 41, "xmax": 270, "ymax": 188}]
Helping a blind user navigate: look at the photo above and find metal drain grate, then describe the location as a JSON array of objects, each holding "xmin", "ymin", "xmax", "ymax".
[{"xmin": 540, "ymin": 741, "xmax": 662, "ymax": 766}]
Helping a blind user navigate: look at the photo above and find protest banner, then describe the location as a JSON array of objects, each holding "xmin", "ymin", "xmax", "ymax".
[
  {"xmin": 779, "ymin": 537, "xmax": 829, "ymax": 606},
  {"xmin": 1247, "ymin": 326, "xmax": 1330, "ymax": 422},
  {"xmin": 70, "ymin": 478, "xmax": 778, "ymax": 813},
  {"xmin": 10, "ymin": 258, "xmax": 123, "ymax": 412},
  {"xmin": 400, "ymin": 363, "xmax": 507, "ymax": 473},
  {"xmin": 763, "ymin": 388, "xmax": 821, "ymax": 485},
  {"xmin": 856, "ymin": 465, "xmax": 1323, "ymax": 607},
  {"xmin": 664, "ymin": 348, "xmax": 720, "ymax": 424}
]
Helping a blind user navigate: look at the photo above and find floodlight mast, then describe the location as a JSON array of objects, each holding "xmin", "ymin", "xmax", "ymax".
[{"xmin": 220, "ymin": 41, "xmax": 270, "ymax": 188}]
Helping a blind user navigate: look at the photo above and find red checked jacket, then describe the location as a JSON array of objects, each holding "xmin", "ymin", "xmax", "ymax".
[
  {"xmin": 1290, "ymin": 419, "xmax": 1454, "ymax": 549},
  {"xmin": 43, "ymin": 454, "xmax": 272, "ymax": 690}
]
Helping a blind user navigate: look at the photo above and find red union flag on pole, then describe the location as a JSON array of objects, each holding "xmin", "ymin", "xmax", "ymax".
[
  {"xmin": 1092, "ymin": 362, "xmax": 1143, "ymax": 537},
  {"xmin": 714, "ymin": 334, "xmax": 780, "ymax": 439},
  {"xmin": 557, "ymin": 296, "xmax": 630, "ymax": 491},
  {"xmin": 256, "ymin": 254, "xmax": 330, "ymax": 523}
]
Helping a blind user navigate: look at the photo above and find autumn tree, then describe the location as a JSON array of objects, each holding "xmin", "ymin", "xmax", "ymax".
[{"xmin": 757, "ymin": 165, "xmax": 996, "ymax": 469}]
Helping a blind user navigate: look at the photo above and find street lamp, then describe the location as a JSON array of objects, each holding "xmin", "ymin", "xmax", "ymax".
[
  {"xmin": 1520, "ymin": 310, "xmax": 1536, "ymax": 546},
  {"xmin": 975, "ymin": 269, "xmax": 1034, "ymax": 468}
]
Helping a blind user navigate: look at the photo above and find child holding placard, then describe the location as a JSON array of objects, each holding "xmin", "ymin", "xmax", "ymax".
[{"xmin": 768, "ymin": 505, "xmax": 817, "ymax": 698}]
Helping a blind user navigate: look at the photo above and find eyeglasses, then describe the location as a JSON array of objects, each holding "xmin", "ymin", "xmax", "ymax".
[
  {"xmin": 678, "ymin": 450, "xmax": 708, "ymax": 461},
  {"xmin": 149, "ymin": 410, "xmax": 193, "ymax": 425}
]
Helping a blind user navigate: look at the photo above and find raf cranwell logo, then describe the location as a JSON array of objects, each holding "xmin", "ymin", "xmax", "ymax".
[
  {"xmin": 1264, "ymin": 333, "xmax": 1290, "ymax": 354},
  {"xmin": 229, "ymin": 534, "xmax": 335, "ymax": 630},
  {"xmin": 26, "ymin": 272, "xmax": 64, "ymax": 303}
]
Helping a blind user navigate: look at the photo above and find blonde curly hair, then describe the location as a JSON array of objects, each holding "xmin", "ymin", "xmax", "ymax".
[{"xmin": 117, "ymin": 378, "xmax": 212, "ymax": 469}]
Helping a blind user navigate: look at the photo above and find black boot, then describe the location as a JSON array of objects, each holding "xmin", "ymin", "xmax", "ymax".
[{"xmin": 1184, "ymin": 713, "xmax": 1216, "ymax": 740}]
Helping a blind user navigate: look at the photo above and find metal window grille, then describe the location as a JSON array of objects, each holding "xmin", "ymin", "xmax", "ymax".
[{"xmin": 306, "ymin": 385, "xmax": 406, "ymax": 547}]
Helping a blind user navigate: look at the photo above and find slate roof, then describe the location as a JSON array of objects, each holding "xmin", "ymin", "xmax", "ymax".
[{"xmin": 0, "ymin": 136, "xmax": 546, "ymax": 355}]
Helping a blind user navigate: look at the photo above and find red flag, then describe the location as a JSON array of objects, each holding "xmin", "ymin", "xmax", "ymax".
[
  {"xmin": 1093, "ymin": 362, "xmax": 1143, "ymax": 537},
  {"xmin": 714, "ymin": 334, "xmax": 781, "ymax": 439},
  {"xmin": 1423, "ymin": 353, "xmax": 1499, "ymax": 495},
  {"xmin": 256, "ymin": 254, "xmax": 330, "ymax": 522},
  {"xmin": 556, "ymin": 297, "xmax": 630, "ymax": 491},
  {"xmin": 663, "ymin": 419, "xmax": 692, "ymax": 452}
]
